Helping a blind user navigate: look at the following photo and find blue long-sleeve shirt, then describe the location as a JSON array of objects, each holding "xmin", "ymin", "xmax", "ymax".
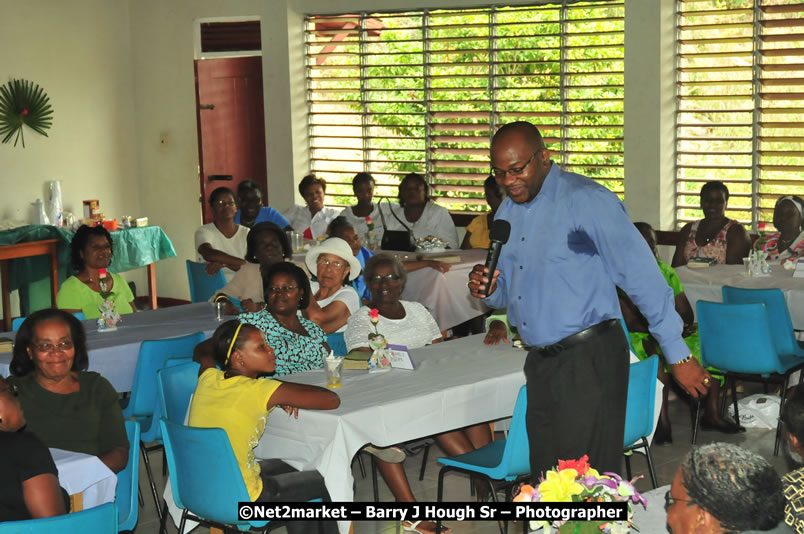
[{"xmin": 484, "ymin": 162, "xmax": 689, "ymax": 364}]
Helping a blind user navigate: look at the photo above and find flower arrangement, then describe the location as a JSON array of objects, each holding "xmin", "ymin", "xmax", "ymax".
[
  {"xmin": 367, "ymin": 308, "xmax": 391, "ymax": 371},
  {"xmin": 96, "ymin": 268, "xmax": 122, "ymax": 332},
  {"xmin": 365, "ymin": 216, "xmax": 378, "ymax": 251},
  {"xmin": 513, "ymin": 455, "xmax": 646, "ymax": 534}
]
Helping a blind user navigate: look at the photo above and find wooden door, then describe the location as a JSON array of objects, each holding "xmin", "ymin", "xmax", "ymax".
[{"xmin": 195, "ymin": 56, "xmax": 267, "ymax": 223}]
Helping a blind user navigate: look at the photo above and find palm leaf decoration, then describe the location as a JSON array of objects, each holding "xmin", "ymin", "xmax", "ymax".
[{"xmin": 0, "ymin": 79, "xmax": 54, "ymax": 148}]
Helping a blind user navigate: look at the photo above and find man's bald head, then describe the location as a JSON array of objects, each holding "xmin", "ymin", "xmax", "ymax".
[
  {"xmin": 491, "ymin": 121, "xmax": 545, "ymax": 152},
  {"xmin": 490, "ymin": 121, "xmax": 551, "ymax": 204}
]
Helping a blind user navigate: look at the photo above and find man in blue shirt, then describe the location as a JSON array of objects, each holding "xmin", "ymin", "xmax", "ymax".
[
  {"xmin": 469, "ymin": 122, "xmax": 712, "ymax": 478},
  {"xmin": 235, "ymin": 179, "xmax": 292, "ymax": 231}
]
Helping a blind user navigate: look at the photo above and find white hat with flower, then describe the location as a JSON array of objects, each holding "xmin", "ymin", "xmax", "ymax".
[{"xmin": 305, "ymin": 237, "xmax": 362, "ymax": 281}]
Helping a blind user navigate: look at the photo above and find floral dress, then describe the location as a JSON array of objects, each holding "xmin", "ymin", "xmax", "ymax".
[
  {"xmin": 682, "ymin": 219, "xmax": 738, "ymax": 264},
  {"xmin": 238, "ymin": 310, "xmax": 326, "ymax": 376}
]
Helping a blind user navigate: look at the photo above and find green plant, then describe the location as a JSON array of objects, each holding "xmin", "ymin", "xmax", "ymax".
[{"xmin": 0, "ymin": 78, "xmax": 54, "ymax": 147}]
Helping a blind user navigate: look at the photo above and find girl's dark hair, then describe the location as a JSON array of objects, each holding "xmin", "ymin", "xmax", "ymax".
[
  {"xmin": 11, "ymin": 309, "xmax": 89, "ymax": 376},
  {"xmin": 245, "ymin": 222, "xmax": 292, "ymax": 263},
  {"xmin": 70, "ymin": 225, "xmax": 113, "ymax": 272},
  {"xmin": 298, "ymin": 174, "xmax": 326, "ymax": 197},
  {"xmin": 209, "ymin": 187, "xmax": 236, "ymax": 206},
  {"xmin": 210, "ymin": 320, "xmax": 259, "ymax": 370},
  {"xmin": 352, "ymin": 172, "xmax": 375, "ymax": 188},
  {"xmin": 237, "ymin": 179, "xmax": 263, "ymax": 198},
  {"xmin": 398, "ymin": 172, "xmax": 430, "ymax": 207},
  {"xmin": 262, "ymin": 262, "xmax": 312, "ymax": 309},
  {"xmin": 327, "ymin": 216, "xmax": 355, "ymax": 239},
  {"xmin": 700, "ymin": 181, "xmax": 729, "ymax": 201}
]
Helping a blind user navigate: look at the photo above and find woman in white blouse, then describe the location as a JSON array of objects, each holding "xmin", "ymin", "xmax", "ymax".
[
  {"xmin": 303, "ymin": 237, "xmax": 361, "ymax": 334},
  {"xmin": 282, "ymin": 175, "xmax": 340, "ymax": 240},
  {"xmin": 345, "ymin": 254, "xmax": 491, "ymax": 531},
  {"xmin": 377, "ymin": 172, "xmax": 459, "ymax": 249},
  {"xmin": 338, "ymin": 172, "xmax": 383, "ymax": 247},
  {"xmin": 194, "ymin": 187, "xmax": 250, "ymax": 282}
]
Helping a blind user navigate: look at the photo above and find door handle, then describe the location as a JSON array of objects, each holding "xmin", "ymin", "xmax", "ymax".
[{"xmin": 200, "ymin": 104, "xmax": 215, "ymax": 110}]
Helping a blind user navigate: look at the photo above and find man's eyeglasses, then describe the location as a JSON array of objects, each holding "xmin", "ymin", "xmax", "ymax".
[
  {"xmin": 369, "ymin": 274, "xmax": 401, "ymax": 283},
  {"xmin": 664, "ymin": 490, "xmax": 693, "ymax": 511},
  {"xmin": 317, "ymin": 258, "xmax": 346, "ymax": 269},
  {"xmin": 214, "ymin": 200, "xmax": 236, "ymax": 207},
  {"xmin": 267, "ymin": 285, "xmax": 298, "ymax": 295},
  {"xmin": 31, "ymin": 340, "xmax": 74, "ymax": 353},
  {"xmin": 0, "ymin": 382, "xmax": 19, "ymax": 397},
  {"xmin": 491, "ymin": 148, "xmax": 543, "ymax": 179}
]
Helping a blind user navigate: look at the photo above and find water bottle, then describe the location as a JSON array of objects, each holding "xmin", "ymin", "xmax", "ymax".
[{"xmin": 47, "ymin": 181, "xmax": 63, "ymax": 228}]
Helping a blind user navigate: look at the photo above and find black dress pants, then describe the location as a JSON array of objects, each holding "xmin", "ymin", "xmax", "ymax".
[
  {"xmin": 523, "ymin": 321, "xmax": 630, "ymax": 481},
  {"xmin": 256, "ymin": 459, "xmax": 338, "ymax": 534}
]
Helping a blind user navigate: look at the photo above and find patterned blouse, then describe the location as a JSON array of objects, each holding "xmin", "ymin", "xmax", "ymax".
[
  {"xmin": 682, "ymin": 219, "xmax": 738, "ymax": 264},
  {"xmin": 237, "ymin": 310, "xmax": 326, "ymax": 376}
]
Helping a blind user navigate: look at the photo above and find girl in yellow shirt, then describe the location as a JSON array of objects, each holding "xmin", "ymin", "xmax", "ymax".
[{"xmin": 188, "ymin": 320, "xmax": 340, "ymax": 534}]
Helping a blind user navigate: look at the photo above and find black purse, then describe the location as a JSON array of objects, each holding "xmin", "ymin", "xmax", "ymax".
[{"xmin": 378, "ymin": 199, "xmax": 416, "ymax": 252}]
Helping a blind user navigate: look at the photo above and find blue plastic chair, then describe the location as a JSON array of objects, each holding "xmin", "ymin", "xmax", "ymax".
[
  {"xmin": 116, "ymin": 421, "xmax": 140, "ymax": 532},
  {"xmin": 435, "ymin": 385, "xmax": 529, "ymax": 534},
  {"xmin": 12, "ymin": 312, "xmax": 86, "ymax": 331},
  {"xmin": 159, "ymin": 418, "xmax": 270, "ymax": 533},
  {"xmin": 186, "ymin": 260, "xmax": 227, "ymax": 303},
  {"xmin": 698, "ymin": 300, "xmax": 804, "ymax": 455},
  {"xmin": 157, "ymin": 361, "xmax": 200, "ymax": 427},
  {"xmin": 120, "ymin": 331, "xmax": 205, "ymax": 522},
  {"xmin": 722, "ymin": 286, "xmax": 804, "ymax": 358},
  {"xmin": 326, "ymin": 332, "xmax": 348, "ymax": 356},
  {"xmin": 623, "ymin": 355, "xmax": 659, "ymax": 488},
  {"xmin": 0, "ymin": 502, "xmax": 117, "ymax": 533}
]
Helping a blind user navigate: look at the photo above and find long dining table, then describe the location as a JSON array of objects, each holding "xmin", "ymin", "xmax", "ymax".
[
  {"xmin": 676, "ymin": 264, "xmax": 804, "ymax": 329},
  {"xmin": 253, "ymin": 334, "xmax": 526, "ymax": 533},
  {"xmin": 0, "ymin": 303, "xmax": 225, "ymax": 391}
]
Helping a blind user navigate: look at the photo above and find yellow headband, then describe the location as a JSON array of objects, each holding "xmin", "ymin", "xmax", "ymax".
[{"xmin": 224, "ymin": 322, "xmax": 245, "ymax": 366}]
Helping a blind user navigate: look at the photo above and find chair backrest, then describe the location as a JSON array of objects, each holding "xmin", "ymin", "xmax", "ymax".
[
  {"xmin": 126, "ymin": 332, "xmax": 205, "ymax": 419},
  {"xmin": 0, "ymin": 502, "xmax": 117, "ymax": 533},
  {"xmin": 697, "ymin": 300, "xmax": 784, "ymax": 375},
  {"xmin": 157, "ymin": 361, "xmax": 201, "ymax": 426},
  {"xmin": 722, "ymin": 286, "xmax": 798, "ymax": 355},
  {"xmin": 326, "ymin": 332, "xmax": 348, "ymax": 356},
  {"xmin": 159, "ymin": 418, "xmax": 268, "ymax": 529},
  {"xmin": 624, "ymin": 355, "xmax": 659, "ymax": 446},
  {"xmin": 116, "ymin": 420, "xmax": 141, "ymax": 531},
  {"xmin": 494, "ymin": 384, "xmax": 531, "ymax": 481},
  {"xmin": 12, "ymin": 312, "xmax": 86, "ymax": 331},
  {"xmin": 186, "ymin": 260, "xmax": 227, "ymax": 303}
]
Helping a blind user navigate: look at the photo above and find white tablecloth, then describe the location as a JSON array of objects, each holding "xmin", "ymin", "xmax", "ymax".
[
  {"xmin": 677, "ymin": 264, "xmax": 804, "ymax": 329},
  {"xmin": 0, "ymin": 303, "xmax": 223, "ymax": 391},
  {"xmin": 401, "ymin": 249, "xmax": 489, "ymax": 330},
  {"xmin": 50, "ymin": 448, "xmax": 117, "ymax": 510}
]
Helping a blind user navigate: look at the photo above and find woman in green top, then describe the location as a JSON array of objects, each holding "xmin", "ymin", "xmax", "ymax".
[
  {"xmin": 9, "ymin": 309, "xmax": 129, "ymax": 473},
  {"xmin": 56, "ymin": 225, "xmax": 135, "ymax": 320}
]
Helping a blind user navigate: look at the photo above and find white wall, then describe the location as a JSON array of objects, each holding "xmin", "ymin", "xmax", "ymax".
[{"xmin": 0, "ymin": 0, "xmax": 144, "ymax": 297}]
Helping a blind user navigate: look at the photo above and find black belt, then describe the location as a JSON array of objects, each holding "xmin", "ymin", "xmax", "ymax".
[{"xmin": 524, "ymin": 319, "xmax": 620, "ymax": 357}]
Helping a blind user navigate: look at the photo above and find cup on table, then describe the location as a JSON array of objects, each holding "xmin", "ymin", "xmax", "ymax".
[
  {"xmin": 743, "ymin": 257, "xmax": 751, "ymax": 275},
  {"xmin": 323, "ymin": 354, "xmax": 344, "ymax": 389},
  {"xmin": 213, "ymin": 301, "xmax": 225, "ymax": 321}
]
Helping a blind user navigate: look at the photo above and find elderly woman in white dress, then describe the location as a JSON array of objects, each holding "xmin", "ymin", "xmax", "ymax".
[
  {"xmin": 282, "ymin": 175, "xmax": 340, "ymax": 241},
  {"xmin": 344, "ymin": 254, "xmax": 491, "ymax": 532},
  {"xmin": 377, "ymin": 173, "xmax": 459, "ymax": 249},
  {"xmin": 302, "ymin": 237, "xmax": 361, "ymax": 336}
]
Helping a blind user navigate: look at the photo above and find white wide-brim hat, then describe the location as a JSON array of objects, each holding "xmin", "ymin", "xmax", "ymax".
[{"xmin": 305, "ymin": 237, "xmax": 362, "ymax": 281}]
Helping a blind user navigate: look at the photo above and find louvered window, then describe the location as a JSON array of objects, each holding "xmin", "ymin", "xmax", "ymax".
[
  {"xmin": 677, "ymin": 0, "xmax": 804, "ymax": 230},
  {"xmin": 306, "ymin": 1, "xmax": 625, "ymax": 214}
]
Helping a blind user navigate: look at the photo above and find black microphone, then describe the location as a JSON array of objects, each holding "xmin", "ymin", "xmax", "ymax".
[{"xmin": 482, "ymin": 219, "xmax": 511, "ymax": 297}]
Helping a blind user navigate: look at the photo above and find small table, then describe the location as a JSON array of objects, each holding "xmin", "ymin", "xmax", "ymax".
[
  {"xmin": 0, "ymin": 239, "xmax": 59, "ymax": 331},
  {"xmin": 50, "ymin": 448, "xmax": 117, "ymax": 512}
]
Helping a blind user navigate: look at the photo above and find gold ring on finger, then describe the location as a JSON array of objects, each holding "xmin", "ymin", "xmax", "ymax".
[{"xmin": 703, "ymin": 377, "xmax": 711, "ymax": 385}]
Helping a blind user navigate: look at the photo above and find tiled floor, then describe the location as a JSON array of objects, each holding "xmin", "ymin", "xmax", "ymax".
[{"xmin": 136, "ymin": 385, "xmax": 789, "ymax": 534}]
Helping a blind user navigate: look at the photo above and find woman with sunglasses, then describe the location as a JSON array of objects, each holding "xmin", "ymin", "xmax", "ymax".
[
  {"xmin": 302, "ymin": 237, "xmax": 361, "ymax": 334},
  {"xmin": 0, "ymin": 375, "xmax": 68, "ymax": 521},
  {"xmin": 8, "ymin": 309, "xmax": 128, "ymax": 474}
]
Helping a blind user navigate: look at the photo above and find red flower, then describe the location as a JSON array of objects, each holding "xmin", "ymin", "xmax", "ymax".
[
  {"xmin": 366, "ymin": 216, "xmax": 372, "ymax": 224},
  {"xmin": 21, "ymin": 108, "xmax": 29, "ymax": 116},
  {"xmin": 368, "ymin": 308, "xmax": 379, "ymax": 323},
  {"xmin": 557, "ymin": 455, "xmax": 590, "ymax": 475}
]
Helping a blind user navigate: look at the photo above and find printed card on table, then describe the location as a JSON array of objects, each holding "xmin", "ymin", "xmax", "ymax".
[{"xmin": 387, "ymin": 344, "xmax": 416, "ymax": 370}]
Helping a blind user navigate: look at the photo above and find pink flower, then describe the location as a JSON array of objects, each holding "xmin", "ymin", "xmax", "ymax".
[
  {"xmin": 21, "ymin": 108, "xmax": 29, "ymax": 116},
  {"xmin": 369, "ymin": 308, "xmax": 379, "ymax": 324}
]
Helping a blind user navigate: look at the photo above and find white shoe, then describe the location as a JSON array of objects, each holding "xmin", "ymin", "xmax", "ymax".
[{"xmin": 363, "ymin": 444, "xmax": 406, "ymax": 463}]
